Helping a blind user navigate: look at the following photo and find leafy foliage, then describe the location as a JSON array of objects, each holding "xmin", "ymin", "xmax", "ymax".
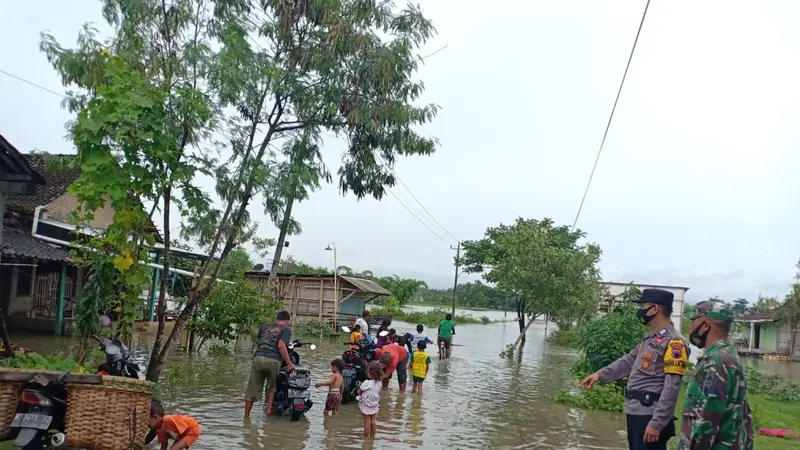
[
  {"xmin": 553, "ymin": 382, "xmax": 625, "ymax": 412},
  {"xmin": 775, "ymin": 258, "xmax": 800, "ymax": 356},
  {"xmin": 373, "ymin": 276, "xmax": 427, "ymax": 306},
  {"xmin": 746, "ymin": 367, "xmax": 800, "ymax": 402},
  {"xmin": 3, "ymin": 352, "xmax": 94, "ymax": 373},
  {"xmin": 292, "ymin": 319, "xmax": 333, "ymax": 338},
  {"xmin": 753, "ymin": 295, "xmax": 781, "ymax": 314},
  {"xmin": 459, "ymin": 217, "xmax": 603, "ymax": 349},
  {"xmin": 368, "ymin": 304, "xmax": 486, "ymax": 327},
  {"xmin": 190, "ymin": 281, "xmax": 281, "ymax": 350},
  {"xmin": 416, "ymin": 281, "xmax": 510, "ymax": 310},
  {"xmin": 577, "ymin": 293, "xmax": 647, "ymax": 374}
]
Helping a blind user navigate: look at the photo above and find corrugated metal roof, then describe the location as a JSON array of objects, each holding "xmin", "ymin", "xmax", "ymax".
[{"xmin": 339, "ymin": 275, "xmax": 392, "ymax": 296}]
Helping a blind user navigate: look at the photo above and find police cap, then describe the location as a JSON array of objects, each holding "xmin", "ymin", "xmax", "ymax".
[{"xmin": 631, "ymin": 288, "xmax": 674, "ymax": 309}]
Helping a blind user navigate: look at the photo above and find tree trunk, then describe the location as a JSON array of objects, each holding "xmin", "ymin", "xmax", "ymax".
[
  {"xmin": 146, "ymin": 187, "xmax": 172, "ymax": 382},
  {"xmin": 517, "ymin": 299, "xmax": 526, "ymax": 344},
  {"xmin": 511, "ymin": 313, "xmax": 539, "ymax": 351},
  {"xmin": 269, "ymin": 195, "xmax": 295, "ymax": 278}
]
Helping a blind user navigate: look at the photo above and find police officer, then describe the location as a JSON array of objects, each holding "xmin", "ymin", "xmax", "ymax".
[{"xmin": 580, "ymin": 288, "xmax": 690, "ymax": 450}]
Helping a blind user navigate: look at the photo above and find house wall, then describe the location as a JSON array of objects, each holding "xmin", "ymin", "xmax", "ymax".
[
  {"xmin": 340, "ymin": 296, "xmax": 366, "ymax": 327},
  {"xmin": 7, "ymin": 266, "xmax": 35, "ymax": 316},
  {"xmin": 601, "ymin": 282, "xmax": 688, "ymax": 332},
  {"xmin": 45, "ymin": 192, "xmax": 116, "ymax": 229},
  {"xmin": 759, "ymin": 323, "xmax": 779, "ymax": 352}
]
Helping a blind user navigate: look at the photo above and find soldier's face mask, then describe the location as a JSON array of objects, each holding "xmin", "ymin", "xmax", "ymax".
[
  {"xmin": 637, "ymin": 304, "xmax": 658, "ymax": 325},
  {"xmin": 689, "ymin": 318, "xmax": 711, "ymax": 348}
]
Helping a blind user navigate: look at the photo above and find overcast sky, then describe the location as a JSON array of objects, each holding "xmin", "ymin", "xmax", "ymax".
[{"xmin": 2, "ymin": 1, "xmax": 799, "ymax": 303}]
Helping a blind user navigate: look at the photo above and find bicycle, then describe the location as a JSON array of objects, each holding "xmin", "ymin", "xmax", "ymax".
[{"xmin": 438, "ymin": 339, "xmax": 446, "ymax": 360}]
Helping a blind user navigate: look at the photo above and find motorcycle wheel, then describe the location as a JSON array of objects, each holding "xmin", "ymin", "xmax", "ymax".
[{"xmin": 290, "ymin": 408, "xmax": 302, "ymax": 422}]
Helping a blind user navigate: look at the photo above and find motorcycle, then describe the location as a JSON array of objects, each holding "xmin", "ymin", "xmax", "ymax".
[
  {"xmin": 339, "ymin": 327, "xmax": 389, "ymax": 404},
  {"xmin": 274, "ymin": 340, "xmax": 317, "ymax": 421},
  {"xmin": 8, "ymin": 373, "xmax": 68, "ymax": 450},
  {"xmin": 94, "ymin": 335, "xmax": 141, "ymax": 379}
]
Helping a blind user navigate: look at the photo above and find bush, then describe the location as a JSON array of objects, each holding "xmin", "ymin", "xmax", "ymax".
[
  {"xmin": 368, "ymin": 306, "xmax": 487, "ymax": 327},
  {"xmin": 746, "ymin": 367, "xmax": 800, "ymax": 401},
  {"xmin": 292, "ymin": 319, "xmax": 332, "ymax": 337},
  {"xmin": 3, "ymin": 352, "xmax": 94, "ymax": 373},
  {"xmin": 577, "ymin": 303, "xmax": 647, "ymax": 373},
  {"xmin": 553, "ymin": 382, "xmax": 625, "ymax": 412},
  {"xmin": 550, "ymin": 329, "xmax": 581, "ymax": 348}
]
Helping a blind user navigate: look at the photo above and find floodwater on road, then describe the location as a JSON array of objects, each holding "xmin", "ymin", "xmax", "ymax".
[
  {"xmin": 15, "ymin": 317, "xmax": 630, "ymax": 450},
  {"xmin": 13, "ymin": 307, "xmax": 800, "ymax": 450}
]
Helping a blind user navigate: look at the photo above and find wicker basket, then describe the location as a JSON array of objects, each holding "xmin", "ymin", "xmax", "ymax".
[
  {"xmin": 65, "ymin": 375, "xmax": 155, "ymax": 450},
  {"xmin": 0, "ymin": 380, "xmax": 22, "ymax": 439}
]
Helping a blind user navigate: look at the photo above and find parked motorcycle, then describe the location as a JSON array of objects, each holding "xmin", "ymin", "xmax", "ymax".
[
  {"xmin": 94, "ymin": 336, "xmax": 141, "ymax": 379},
  {"xmin": 274, "ymin": 340, "xmax": 317, "ymax": 421},
  {"xmin": 8, "ymin": 373, "xmax": 68, "ymax": 450},
  {"xmin": 340, "ymin": 327, "xmax": 389, "ymax": 404}
]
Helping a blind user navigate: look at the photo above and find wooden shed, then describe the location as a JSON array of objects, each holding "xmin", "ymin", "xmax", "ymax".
[{"xmin": 244, "ymin": 272, "xmax": 392, "ymax": 331}]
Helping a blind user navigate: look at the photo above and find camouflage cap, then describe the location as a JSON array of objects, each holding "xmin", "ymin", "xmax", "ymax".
[{"xmin": 685, "ymin": 300, "xmax": 734, "ymax": 321}]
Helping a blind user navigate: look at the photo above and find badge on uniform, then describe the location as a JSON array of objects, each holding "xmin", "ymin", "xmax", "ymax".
[
  {"xmin": 663, "ymin": 338, "xmax": 688, "ymax": 375},
  {"xmin": 655, "ymin": 336, "xmax": 665, "ymax": 344},
  {"xmin": 658, "ymin": 328, "xmax": 668, "ymax": 336},
  {"xmin": 643, "ymin": 352, "xmax": 653, "ymax": 361},
  {"xmin": 641, "ymin": 360, "xmax": 651, "ymax": 370}
]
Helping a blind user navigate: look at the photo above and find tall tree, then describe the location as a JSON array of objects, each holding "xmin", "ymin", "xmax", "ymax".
[
  {"xmin": 732, "ymin": 298, "xmax": 751, "ymax": 316},
  {"xmin": 460, "ymin": 217, "xmax": 602, "ymax": 348},
  {"xmin": 375, "ymin": 276, "xmax": 427, "ymax": 306},
  {"xmin": 776, "ymin": 258, "xmax": 800, "ymax": 357},
  {"xmin": 753, "ymin": 295, "xmax": 780, "ymax": 313},
  {"xmin": 267, "ymin": 135, "xmax": 331, "ymax": 276}
]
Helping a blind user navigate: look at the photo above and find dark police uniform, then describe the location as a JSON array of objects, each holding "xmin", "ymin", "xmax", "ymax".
[{"xmin": 595, "ymin": 289, "xmax": 690, "ymax": 450}]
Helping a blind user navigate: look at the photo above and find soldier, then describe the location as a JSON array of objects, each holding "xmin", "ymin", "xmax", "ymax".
[
  {"xmin": 677, "ymin": 301, "xmax": 754, "ymax": 450},
  {"xmin": 581, "ymin": 288, "xmax": 689, "ymax": 450}
]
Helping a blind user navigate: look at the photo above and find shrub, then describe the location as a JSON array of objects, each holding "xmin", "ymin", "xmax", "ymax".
[
  {"xmin": 553, "ymin": 382, "xmax": 625, "ymax": 412},
  {"xmin": 292, "ymin": 318, "xmax": 332, "ymax": 337},
  {"xmin": 3, "ymin": 352, "xmax": 94, "ymax": 373},
  {"xmin": 550, "ymin": 328, "xmax": 581, "ymax": 348},
  {"xmin": 746, "ymin": 367, "xmax": 800, "ymax": 402},
  {"xmin": 577, "ymin": 302, "xmax": 647, "ymax": 373}
]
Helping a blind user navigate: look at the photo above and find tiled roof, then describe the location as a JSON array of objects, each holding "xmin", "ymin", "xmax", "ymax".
[
  {"xmin": 738, "ymin": 311, "xmax": 776, "ymax": 322},
  {"xmin": 0, "ymin": 227, "xmax": 69, "ymax": 262},
  {"xmin": 4, "ymin": 154, "xmax": 80, "ymax": 213},
  {"xmin": 0, "ymin": 134, "xmax": 46, "ymax": 186}
]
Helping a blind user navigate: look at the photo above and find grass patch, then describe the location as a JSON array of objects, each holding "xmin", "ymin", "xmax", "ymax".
[{"xmin": 369, "ymin": 306, "xmax": 490, "ymax": 327}]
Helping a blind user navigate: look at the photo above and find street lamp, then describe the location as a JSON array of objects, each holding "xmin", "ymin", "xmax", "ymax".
[{"xmin": 325, "ymin": 242, "xmax": 338, "ymax": 309}]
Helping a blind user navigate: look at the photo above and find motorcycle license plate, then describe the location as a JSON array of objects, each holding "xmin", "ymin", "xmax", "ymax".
[
  {"xmin": 288, "ymin": 389, "xmax": 308, "ymax": 399},
  {"xmin": 11, "ymin": 413, "xmax": 52, "ymax": 430},
  {"xmin": 343, "ymin": 368, "xmax": 356, "ymax": 376}
]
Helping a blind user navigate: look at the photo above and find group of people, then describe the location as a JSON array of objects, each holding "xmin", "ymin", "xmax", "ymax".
[
  {"xmin": 239, "ymin": 309, "xmax": 457, "ymax": 438},
  {"xmin": 580, "ymin": 288, "xmax": 754, "ymax": 450}
]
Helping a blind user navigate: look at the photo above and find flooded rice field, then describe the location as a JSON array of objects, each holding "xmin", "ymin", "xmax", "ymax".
[{"xmin": 13, "ymin": 307, "xmax": 800, "ymax": 450}]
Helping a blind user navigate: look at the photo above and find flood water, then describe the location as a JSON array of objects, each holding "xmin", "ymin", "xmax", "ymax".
[{"xmin": 12, "ymin": 306, "xmax": 800, "ymax": 450}]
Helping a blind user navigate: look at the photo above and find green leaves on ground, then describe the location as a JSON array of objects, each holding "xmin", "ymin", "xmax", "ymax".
[{"xmin": 578, "ymin": 299, "xmax": 648, "ymax": 373}]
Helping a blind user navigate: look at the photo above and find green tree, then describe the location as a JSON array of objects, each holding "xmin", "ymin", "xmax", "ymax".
[
  {"xmin": 375, "ymin": 276, "xmax": 427, "ymax": 306},
  {"xmin": 460, "ymin": 217, "xmax": 602, "ymax": 349},
  {"xmin": 776, "ymin": 258, "xmax": 800, "ymax": 357},
  {"xmin": 277, "ymin": 256, "xmax": 330, "ymax": 275},
  {"xmin": 732, "ymin": 298, "xmax": 751, "ymax": 316},
  {"xmin": 267, "ymin": 135, "xmax": 331, "ymax": 276},
  {"xmin": 753, "ymin": 295, "xmax": 780, "ymax": 313}
]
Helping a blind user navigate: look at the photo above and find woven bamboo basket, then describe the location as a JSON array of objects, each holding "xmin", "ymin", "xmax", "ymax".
[
  {"xmin": 65, "ymin": 375, "xmax": 155, "ymax": 450},
  {"xmin": 0, "ymin": 380, "xmax": 22, "ymax": 439}
]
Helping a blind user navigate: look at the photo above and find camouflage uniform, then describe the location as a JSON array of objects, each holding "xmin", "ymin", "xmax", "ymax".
[{"xmin": 677, "ymin": 301, "xmax": 755, "ymax": 450}]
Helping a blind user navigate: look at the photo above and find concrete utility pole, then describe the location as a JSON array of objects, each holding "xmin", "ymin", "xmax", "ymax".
[{"xmin": 450, "ymin": 241, "xmax": 460, "ymax": 317}]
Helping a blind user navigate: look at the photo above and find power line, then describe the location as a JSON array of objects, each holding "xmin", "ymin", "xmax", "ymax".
[
  {"xmin": 384, "ymin": 188, "xmax": 452, "ymax": 246},
  {"xmin": 571, "ymin": 0, "xmax": 652, "ymax": 231},
  {"xmin": 374, "ymin": 153, "xmax": 459, "ymax": 243},
  {"xmin": 0, "ymin": 69, "xmax": 66, "ymax": 98}
]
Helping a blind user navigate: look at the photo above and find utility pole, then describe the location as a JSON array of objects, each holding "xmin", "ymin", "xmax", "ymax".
[{"xmin": 450, "ymin": 241, "xmax": 460, "ymax": 317}]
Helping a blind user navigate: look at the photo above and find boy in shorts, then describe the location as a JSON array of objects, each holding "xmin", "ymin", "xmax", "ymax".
[
  {"xmin": 148, "ymin": 401, "xmax": 201, "ymax": 450},
  {"xmin": 409, "ymin": 341, "xmax": 431, "ymax": 394}
]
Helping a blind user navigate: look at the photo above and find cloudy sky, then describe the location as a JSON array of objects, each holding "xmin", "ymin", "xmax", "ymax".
[{"xmin": 2, "ymin": 1, "xmax": 799, "ymax": 303}]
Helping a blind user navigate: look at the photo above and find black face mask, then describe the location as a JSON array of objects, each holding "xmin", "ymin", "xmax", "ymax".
[
  {"xmin": 637, "ymin": 305, "xmax": 656, "ymax": 325},
  {"xmin": 690, "ymin": 321, "xmax": 710, "ymax": 348}
]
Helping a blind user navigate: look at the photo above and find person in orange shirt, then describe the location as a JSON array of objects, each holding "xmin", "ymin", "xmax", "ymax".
[
  {"xmin": 350, "ymin": 324, "xmax": 363, "ymax": 350},
  {"xmin": 148, "ymin": 402, "xmax": 201, "ymax": 450}
]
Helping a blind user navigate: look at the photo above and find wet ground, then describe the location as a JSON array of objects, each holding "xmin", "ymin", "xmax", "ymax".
[{"xmin": 12, "ymin": 307, "xmax": 800, "ymax": 449}]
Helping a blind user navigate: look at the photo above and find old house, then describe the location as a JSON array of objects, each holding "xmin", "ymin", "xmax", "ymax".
[
  {"xmin": 244, "ymin": 271, "xmax": 392, "ymax": 330},
  {"xmin": 735, "ymin": 311, "xmax": 800, "ymax": 360},
  {"xmin": 0, "ymin": 142, "xmax": 164, "ymax": 335}
]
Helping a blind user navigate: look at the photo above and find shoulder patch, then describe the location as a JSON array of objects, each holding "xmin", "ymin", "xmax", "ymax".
[
  {"xmin": 658, "ymin": 328, "xmax": 668, "ymax": 336},
  {"xmin": 663, "ymin": 338, "xmax": 688, "ymax": 376}
]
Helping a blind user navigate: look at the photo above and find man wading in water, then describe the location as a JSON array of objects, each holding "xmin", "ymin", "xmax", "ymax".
[
  {"xmin": 581, "ymin": 289, "xmax": 689, "ymax": 450},
  {"xmin": 244, "ymin": 311, "xmax": 295, "ymax": 418}
]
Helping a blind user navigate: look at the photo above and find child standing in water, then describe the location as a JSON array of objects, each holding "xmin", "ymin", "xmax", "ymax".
[
  {"xmin": 357, "ymin": 361, "xmax": 383, "ymax": 437},
  {"xmin": 316, "ymin": 358, "xmax": 345, "ymax": 415},
  {"xmin": 410, "ymin": 341, "xmax": 431, "ymax": 394}
]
